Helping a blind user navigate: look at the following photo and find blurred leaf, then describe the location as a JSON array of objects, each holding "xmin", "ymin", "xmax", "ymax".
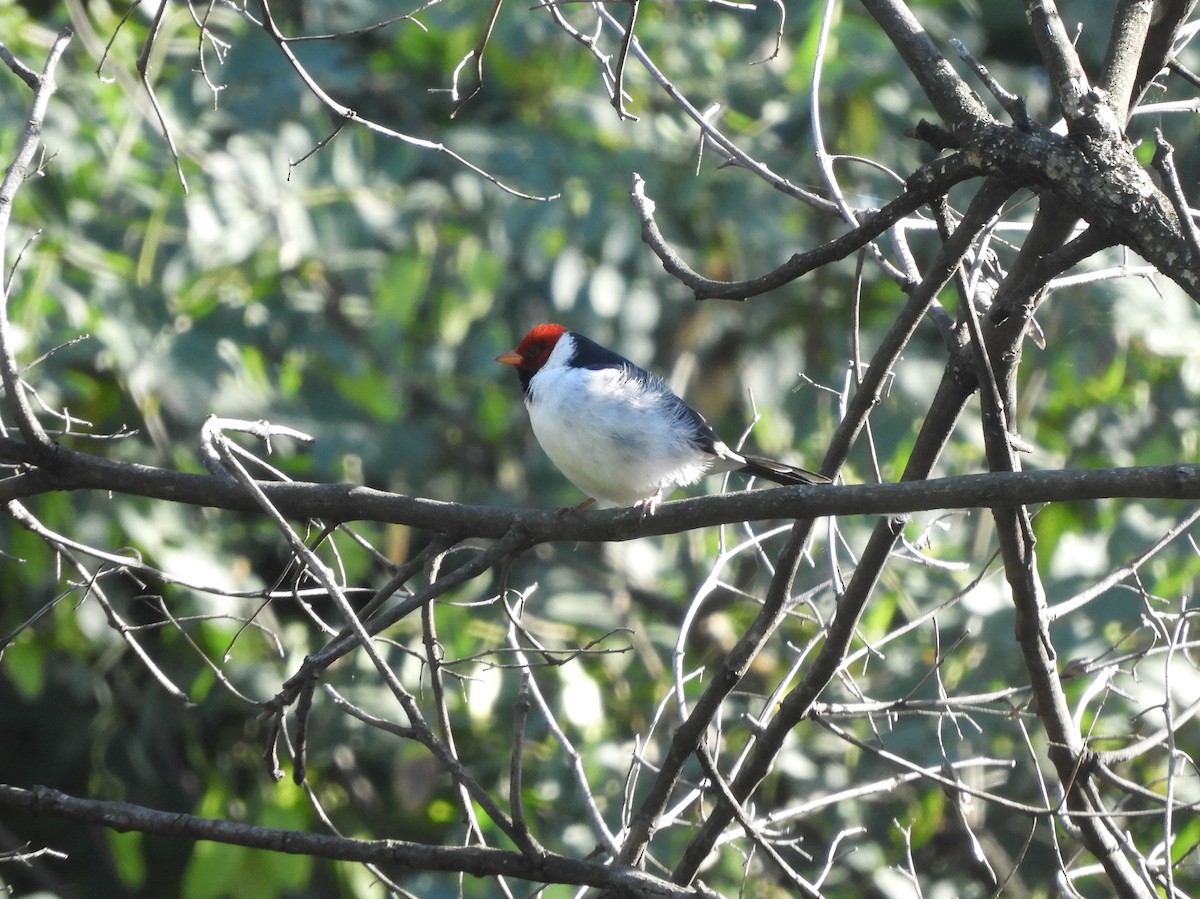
[{"xmin": 107, "ymin": 830, "xmax": 147, "ymax": 888}]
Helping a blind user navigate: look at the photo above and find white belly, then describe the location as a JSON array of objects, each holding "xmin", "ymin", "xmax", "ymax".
[{"xmin": 526, "ymin": 365, "xmax": 712, "ymax": 506}]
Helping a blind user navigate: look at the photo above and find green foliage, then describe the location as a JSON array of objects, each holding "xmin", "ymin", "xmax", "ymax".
[{"xmin": 181, "ymin": 782, "xmax": 312, "ymax": 899}]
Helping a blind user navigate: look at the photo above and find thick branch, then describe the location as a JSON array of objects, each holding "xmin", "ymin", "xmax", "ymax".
[
  {"xmin": 1099, "ymin": 0, "xmax": 1156, "ymax": 120},
  {"xmin": 0, "ymin": 784, "xmax": 706, "ymax": 899},
  {"xmin": 860, "ymin": 0, "xmax": 1200, "ymax": 299},
  {"xmin": 857, "ymin": 0, "xmax": 994, "ymax": 132},
  {"xmin": 1021, "ymin": 0, "xmax": 1096, "ymax": 126},
  {"xmin": 1131, "ymin": 0, "xmax": 1200, "ymax": 107},
  {"xmin": 962, "ymin": 121, "xmax": 1200, "ymax": 300},
  {"xmin": 3, "ymin": 440, "xmax": 1200, "ymax": 543}
]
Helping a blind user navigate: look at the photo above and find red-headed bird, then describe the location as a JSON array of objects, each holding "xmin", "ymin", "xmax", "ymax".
[{"xmin": 497, "ymin": 324, "xmax": 829, "ymax": 512}]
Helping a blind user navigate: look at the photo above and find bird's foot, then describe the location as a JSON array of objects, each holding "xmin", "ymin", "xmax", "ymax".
[
  {"xmin": 634, "ymin": 490, "xmax": 664, "ymax": 519},
  {"xmin": 554, "ymin": 497, "xmax": 596, "ymax": 517}
]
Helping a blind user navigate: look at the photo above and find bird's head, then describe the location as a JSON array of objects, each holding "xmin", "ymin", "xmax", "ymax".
[{"xmin": 496, "ymin": 323, "xmax": 569, "ymax": 377}]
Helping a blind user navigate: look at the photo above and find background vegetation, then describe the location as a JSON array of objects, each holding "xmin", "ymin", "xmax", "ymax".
[{"xmin": 1, "ymin": 0, "xmax": 1199, "ymax": 897}]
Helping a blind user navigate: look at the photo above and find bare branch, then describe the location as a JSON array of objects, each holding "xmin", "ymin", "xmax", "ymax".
[
  {"xmin": 5, "ymin": 3, "xmax": 1200, "ymax": 895},
  {"xmin": 1134, "ymin": 3, "xmax": 1200, "ymax": 103},
  {"xmin": 605, "ymin": 0, "xmax": 641, "ymax": 121},
  {"xmin": 447, "ymin": 0, "xmax": 505, "ymax": 116},
  {"xmin": 505, "ymin": 596, "xmax": 622, "ymax": 853},
  {"xmin": 949, "ymin": 37, "xmax": 1031, "ymax": 128},
  {"xmin": 134, "ymin": 0, "xmax": 189, "ymax": 191},
  {"xmin": 0, "ymin": 39, "xmax": 40, "ymax": 90},
  {"xmin": 1151, "ymin": 130, "xmax": 1200, "ymax": 265},
  {"xmin": 858, "ymin": 0, "xmax": 995, "ymax": 133},
  {"xmin": 1099, "ymin": 0, "xmax": 1157, "ymax": 120},
  {"xmin": 631, "ymin": 153, "xmax": 986, "ymax": 300},
  {"xmin": 811, "ymin": 0, "xmax": 910, "ymax": 284},
  {"xmin": 209, "ymin": 431, "xmax": 535, "ymax": 853},
  {"xmin": 595, "ymin": 4, "xmax": 832, "ymax": 208},
  {"xmin": 254, "ymin": 0, "xmax": 557, "ymax": 201},
  {"xmin": 0, "ymin": 27, "xmax": 72, "ymax": 460},
  {"xmin": 666, "ymin": 177, "xmax": 1024, "ymax": 883},
  {"xmin": 1020, "ymin": 0, "xmax": 1096, "ymax": 127},
  {"xmin": 974, "ymin": 195, "xmax": 1156, "ymax": 896},
  {"xmin": 7, "ymin": 429, "xmax": 1200, "ymax": 549},
  {"xmin": 0, "ymin": 784, "xmax": 711, "ymax": 899},
  {"xmin": 694, "ymin": 743, "xmax": 821, "ymax": 897}
]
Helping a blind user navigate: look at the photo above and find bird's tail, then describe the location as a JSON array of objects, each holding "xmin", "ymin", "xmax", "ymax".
[{"xmin": 740, "ymin": 454, "xmax": 831, "ymax": 486}]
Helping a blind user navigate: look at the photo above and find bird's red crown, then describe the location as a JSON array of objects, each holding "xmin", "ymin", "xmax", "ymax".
[{"xmin": 498, "ymin": 323, "xmax": 568, "ymax": 372}]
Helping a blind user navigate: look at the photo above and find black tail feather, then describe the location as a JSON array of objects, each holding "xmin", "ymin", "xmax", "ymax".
[{"xmin": 739, "ymin": 454, "xmax": 831, "ymax": 486}]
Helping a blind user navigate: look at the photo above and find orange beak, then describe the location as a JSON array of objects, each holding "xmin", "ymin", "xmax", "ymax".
[{"xmin": 495, "ymin": 351, "xmax": 523, "ymax": 366}]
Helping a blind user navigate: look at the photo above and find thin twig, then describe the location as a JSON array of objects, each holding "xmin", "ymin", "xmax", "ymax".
[
  {"xmin": 134, "ymin": 0, "xmax": 190, "ymax": 191},
  {"xmin": 609, "ymin": 0, "xmax": 640, "ymax": 121},
  {"xmin": 595, "ymin": 4, "xmax": 832, "ymax": 209},
  {"xmin": 448, "ymin": 0, "xmax": 505, "ymax": 116},
  {"xmin": 949, "ymin": 37, "xmax": 1030, "ymax": 128},
  {"xmin": 0, "ymin": 28, "xmax": 72, "ymax": 459},
  {"xmin": 810, "ymin": 0, "xmax": 908, "ymax": 284},
  {"xmin": 630, "ymin": 153, "xmax": 984, "ymax": 300},
  {"xmin": 1151, "ymin": 130, "xmax": 1200, "ymax": 266},
  {"xmin": 748, "ymin": 0, "xmax": 785, "ymax": 65},
  {"xmin": 0, "ymin": 39, "xmax": 40, "ymax": 89},
  {"xmin": 209, "ymin": 429, "xmax": 533, "ymax": 851},
  {"xmin": 255, "ymin": 0, "xmax": 557, "ymax": 201}
]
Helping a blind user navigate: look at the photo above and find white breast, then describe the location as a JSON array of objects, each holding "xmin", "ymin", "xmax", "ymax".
[{"xmin": 525, "ymin": 347, "xmax": 712, "ymax": 507}]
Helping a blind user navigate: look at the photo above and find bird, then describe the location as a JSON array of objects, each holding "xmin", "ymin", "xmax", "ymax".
[{"xmin": 496, "ymin": 323, "xmax": 830, "ymax": 513}]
